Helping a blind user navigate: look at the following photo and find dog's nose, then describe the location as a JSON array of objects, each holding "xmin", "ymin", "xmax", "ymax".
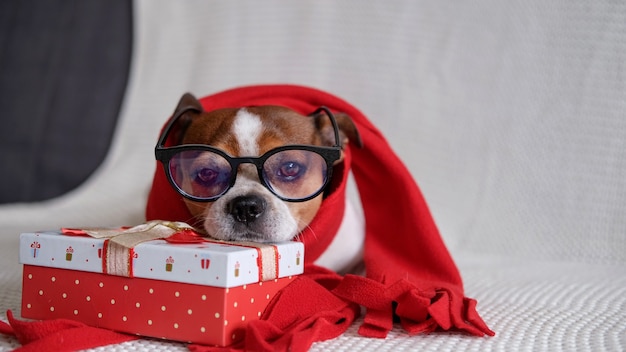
[{"xmin": 228, "ymin": 195, "xmax": 267, "ymax": 224}]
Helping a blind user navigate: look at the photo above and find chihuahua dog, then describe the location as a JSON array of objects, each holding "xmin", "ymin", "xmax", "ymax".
[{"xmin": 157, "ymin": 93, "xmax": 364, "ymax": 271}]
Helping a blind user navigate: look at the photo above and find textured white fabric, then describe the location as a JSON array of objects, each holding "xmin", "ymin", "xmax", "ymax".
[{"xmin": 1, "ymin": 1, "xmax": 625, "ymax": 351}]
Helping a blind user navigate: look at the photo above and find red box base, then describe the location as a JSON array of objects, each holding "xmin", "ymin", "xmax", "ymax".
[{"xmin": 21, "ymin": 265, "xmax": 294, "ymax": 346}]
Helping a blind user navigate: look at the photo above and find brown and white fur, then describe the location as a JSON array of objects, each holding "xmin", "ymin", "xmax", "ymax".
[{"xmin": 172, "ymin": 93, "xmax": 364, "ymax": 273}]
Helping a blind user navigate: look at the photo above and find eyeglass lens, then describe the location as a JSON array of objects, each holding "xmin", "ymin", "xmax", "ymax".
[{"xmin": 168, "ymin": 149, "xmax": 328, "ymax": 200}]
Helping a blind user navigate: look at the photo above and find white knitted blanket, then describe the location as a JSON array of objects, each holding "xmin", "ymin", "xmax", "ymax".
[{"xmin": 1, "ymin": 1, "xmax": 625, "ymax": 350}]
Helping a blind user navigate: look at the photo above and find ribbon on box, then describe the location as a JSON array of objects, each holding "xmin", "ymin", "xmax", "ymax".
[
  {"xmin": 62, "ymin": 221, "xmax": 281, "ymax": 282},
  {"xmin": 167, "ymin": 228, "xmax": 281, "ymax": 282},
  {"xmin": 63, "ymin": 220, "xmax": 193, "ymax": 277},
  {"xmin": 206, "ymin": 239, "xmax": 281, "ymax": 282}
]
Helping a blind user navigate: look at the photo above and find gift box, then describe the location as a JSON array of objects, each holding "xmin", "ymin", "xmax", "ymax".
[{"xmin": 19, "ymin": 222, "xmax": 304, "ymax": 346}]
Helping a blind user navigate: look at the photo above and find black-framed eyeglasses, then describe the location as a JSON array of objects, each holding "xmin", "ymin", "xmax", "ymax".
[{"xmin": 154, "ymin": 106, "xmax": 342, "ymax": 202}]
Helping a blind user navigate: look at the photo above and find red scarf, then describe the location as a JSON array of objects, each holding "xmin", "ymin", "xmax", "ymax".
[
  {"xmin": 2, "ymin": 85, "xmax": 493, "ymax": 352},
  {"xmin": 147, "ymin": 85, "xmax": 494, "ymax": 348}
]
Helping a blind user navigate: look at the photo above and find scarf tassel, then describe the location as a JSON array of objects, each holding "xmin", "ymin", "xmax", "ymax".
[
  {"xmin": 332, "ymin": 275, "xmax": 495, "ymax": 338},
  {"xmin": 0, "ymin": 310, "xmax": 137, "ymax": 352}
]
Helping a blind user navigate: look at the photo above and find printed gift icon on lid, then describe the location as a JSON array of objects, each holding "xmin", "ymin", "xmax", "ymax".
[
  {"xmin": 200, "ymin": 254, "xmax": 210, "ymax": 270},
  {"xmin": 30, "ymin": 241, "xmax": 41, "ymax": 258},
  {"xmin": 66, "ymin": 246, "xmax": 74, "ymax": 261},
  {"xmin": 234, "ymin": 261, "xmax": 240, "ymax": 277},
  {"xmin": 296, "ymin": 250, "xmax": 301, "ymax": 266},
  {"xmin": 165, "ymin": 256, "xmax": 175, "ymax": 272}
]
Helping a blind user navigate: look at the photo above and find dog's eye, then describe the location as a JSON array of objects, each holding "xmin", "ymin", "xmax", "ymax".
[
  {"xmin": 170, "ymin": 150, "xmax": 233, "ymax": 199},
  {"xmin": 277, "ymin": 162, "xmax": 305, "ymax": 181},
  {"xmin": 192, "ymin": 161, "xmax": 231, "ymax": 189},
  {"xmin": 262, "ymin": 150, "xmax": 327, "ymax": 200},
  {"xmin": 195, "ymin": 168, "xmax": 220, "ymax": 186}
]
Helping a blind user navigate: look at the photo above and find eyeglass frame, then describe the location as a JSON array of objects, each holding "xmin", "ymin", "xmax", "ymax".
[{"xmin": 154, "ymin": 105, "xmax": 342, "ymax": 203}]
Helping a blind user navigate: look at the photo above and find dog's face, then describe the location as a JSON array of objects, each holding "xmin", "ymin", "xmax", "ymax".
[{"xmin": 165, "ymin": 93, "xmax": 361, "ymax": 243}]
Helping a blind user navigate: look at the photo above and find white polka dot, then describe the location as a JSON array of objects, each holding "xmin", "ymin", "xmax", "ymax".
[
  {"xmin": 99, "ymin": 282, "xmax": 104, "ymax": 288},
  {"xmin": 73, "ymin": 310, "xmax": 79, "ymax": 315},
  {"xmin": 161, "ymin": 305, "xmax": 166, "ymax": 311},
  {"xmin": 75, "ymin": 279, "xmax": 80, "ymax": 285},
  {"xmin": 98, "ymin": 313, "xmax": 103, "ymax": 318},
  {"xmin": 38, "ymin": 290, "xmax": 43, "ymax": 296},
  {"xmin": 51, "ymin": 277, "xmax": 56, "ymax": 282},
  {"xmin": 201, "ymin": 294, "xmax": 207, "ymax": 301},
  {"xmin": 187, "ymin": 309, "xmax": 192, "ymax": 315},
  {"xmin": 135, "ymin": 302, "xmax": 141, "ymax": 308},
  {"xmin": 62, "ymin": 293, "xmax": 67, "ymax": 299},
  {"xmin": 231, "ymin": 333, "xmax": 236, "ymax": 340},
  {"xmin": 241, "ymin": 315, "xmax": 246, "ymax": 321},
  {"xmin": 250, "ymin": 298, "xmax": 255, "ymax": 303},
  {"xmin": 174, "ymin": 323, "xmax": 179, "ymax": 329},
  {"xmin": 200, "ymin": 327, "xmax": 206, "ymax": 333},
  {"xmin": 259, "ymin": 281, "xmax": 263, "ymax": 286},
  {"xmin": 243, "ymin": 285, "xmax": 247, "ymax": 290},
  {"xmin": 85, "ymin": 296, "xmax": 90, "ymax": 301},
  {"xmin": 233, "ymin": 301, "xmax": 238, "ymax": 308},
  {"xmin": 149, "ymin": 288, "xmax": 154, "ymax": 294},
  {"xmin": 111, "ymin": 299, "xmax": 116, "ymax": 305},
  {"xmin": 123, "ymin": 285, "xmax": 129, "ymax": 291},
  {"xmin": 28, "ymin": 274, "xmax": 33, "ymax": 279},
  {"xmin": 175, "ymin": 291, "xmax": 180, "ymax": 297},
  {"xmin": 122, "ymin": 316, "xmax": 128, "ymax": 322},
  {"xmin": 214, "ymin": 312, "xmax": 220, "ymax": 318},
  {"xmin": 49, "ymin": 306, "xmax": 54, "ymax": 312},
  {"xmin": 224, "ymin": 320, "xmax": 228, "ymax": 326},
  {"xmin": 258, "ymin": 311, "xmax": 262, "ymax": 317},
  {"xmin": 266, "ymin": 294, "xmax": 270, "ymax": 299},
  {"xmin": 26, "ymin": 304, "xmax": 31, "ymax": 309},
  {"xmin": 147, "ymin": 319, "xmax": 153, "ymax": 325}
]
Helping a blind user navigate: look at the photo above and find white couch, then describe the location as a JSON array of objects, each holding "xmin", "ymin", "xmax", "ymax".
[{"xmin": 1, "ymin": 1, "xmax": 625, "ymax": 351}]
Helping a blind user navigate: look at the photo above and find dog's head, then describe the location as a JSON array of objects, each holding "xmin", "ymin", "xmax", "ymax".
[{"xmin": 155, "ymin": 93, "xmax": 362, "ymax": 242}]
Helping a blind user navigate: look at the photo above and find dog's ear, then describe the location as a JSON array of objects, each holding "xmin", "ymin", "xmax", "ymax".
[
  {"xmin": 172, "ymin": 93, "xmax": 203, "ymax": 143},
  {"xmin": 175, "ymin": 93, "xmax": 203, "ymax": 114},
  {"xmin": 314, "ymin": 111, "xmax": 363, "ymax": 149}
]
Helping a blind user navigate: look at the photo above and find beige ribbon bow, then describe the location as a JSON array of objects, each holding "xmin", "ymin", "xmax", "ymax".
[{"xmin": 79, "ymin": 220, "xmax": 192, "ymax": 277}]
